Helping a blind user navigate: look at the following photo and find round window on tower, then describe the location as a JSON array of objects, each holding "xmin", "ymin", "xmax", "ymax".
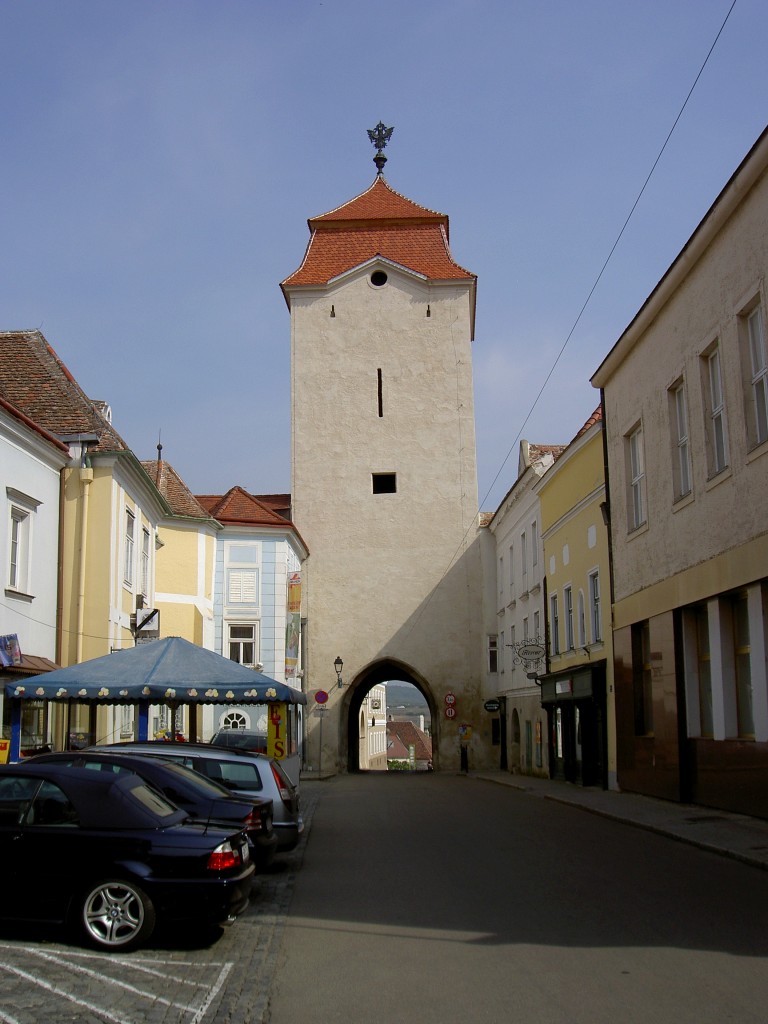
[{"xmin": 370, "ymin": 270, "xmax": 388, "ymax": 287}]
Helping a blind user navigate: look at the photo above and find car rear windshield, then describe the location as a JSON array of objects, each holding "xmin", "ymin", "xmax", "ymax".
[
  {"xmin": 203, "ymin": 759, "xmax": 264, "ymax": 793},
  {"xmin": 129, "ymin": 781, "xmax": 180, "ymax": 818}
]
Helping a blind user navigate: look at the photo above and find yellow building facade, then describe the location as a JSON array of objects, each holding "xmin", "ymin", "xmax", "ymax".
[{"xmin": 537, "ymin": 409, "xmax": 616, "ymax": 789}]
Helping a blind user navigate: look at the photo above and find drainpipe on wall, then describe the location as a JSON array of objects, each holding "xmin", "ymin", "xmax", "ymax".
[
  {"xmin": 75, "ymin": 457, "xmax": 93, "ymax": 665},
  {"xmin": 55, "ymin": 467, "xmax": 66, "ymax": 667}
]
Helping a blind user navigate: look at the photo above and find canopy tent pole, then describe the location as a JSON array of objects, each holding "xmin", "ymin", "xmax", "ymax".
[
  {"xmin": 9, "ymin": 700, "xmax": 21, "ymax": 762},
  {"xmin": 137, "ymin": 702, "xmax": 149, "ymax": 741}
]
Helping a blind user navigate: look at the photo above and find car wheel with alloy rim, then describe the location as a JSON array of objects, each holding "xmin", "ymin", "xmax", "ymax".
[{"xmin": 79, "ymin": 879, "xmax": 156, "ymax": 950}]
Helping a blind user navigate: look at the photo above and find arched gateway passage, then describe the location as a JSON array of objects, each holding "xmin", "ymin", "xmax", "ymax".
[{"xmin": 343, "ymin": 659, "xmax": 436, "ymax": 773}]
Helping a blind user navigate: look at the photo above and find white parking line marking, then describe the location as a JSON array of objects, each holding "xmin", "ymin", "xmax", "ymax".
[
  {"xmin": 189, "ymin": 962, "xmax": 233, "ymax": 1024},
  {"xmin": 0, "ymin": 962, "xmax": 130, "ymax": 1024},
  {"xmin": 24, "ymin": 948, "xmax": 193, "ymax": 1009},
  {"xmin": 0, "ymin": 946, "xmax": 235, "ymax": 1023}
]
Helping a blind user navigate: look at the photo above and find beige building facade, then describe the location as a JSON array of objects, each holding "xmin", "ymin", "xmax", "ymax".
[{"xmin": 592, "ymin": 126, "xmax": 768, "ymax": 815}]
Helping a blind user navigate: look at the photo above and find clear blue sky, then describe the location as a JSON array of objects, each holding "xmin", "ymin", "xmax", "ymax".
[{"xmin": 2, "ymin": 1, "xmax": 766, "ymax": 512}]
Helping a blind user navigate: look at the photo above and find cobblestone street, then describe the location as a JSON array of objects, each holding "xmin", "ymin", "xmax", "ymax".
[{"xmin": 0, "ymin": 785, "xmax": 323, "ymax": 1024}]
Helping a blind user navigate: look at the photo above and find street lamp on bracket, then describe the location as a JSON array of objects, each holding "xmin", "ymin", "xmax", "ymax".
[{"xmin": 334, "ymin": 656, "xmax": 344, "ymax": 689}]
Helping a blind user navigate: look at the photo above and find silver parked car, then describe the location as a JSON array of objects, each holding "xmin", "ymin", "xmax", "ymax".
[{"xmin": 92, "ymin": 742, "xmax": 303, "ymax": 852}]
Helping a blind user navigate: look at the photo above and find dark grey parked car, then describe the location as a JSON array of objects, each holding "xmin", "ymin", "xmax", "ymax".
[
  {"xmin": 94, "ymin": 742, "xmax": 303, "ymax": 852},
  {"xmin": 27, "ymin": 750, "xmax": 278, "ymax": 870}
]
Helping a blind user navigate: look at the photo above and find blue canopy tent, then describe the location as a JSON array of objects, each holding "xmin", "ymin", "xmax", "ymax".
[{"xmin": 4, "ymin": 636, "xmax": 306, "ymax": 762}]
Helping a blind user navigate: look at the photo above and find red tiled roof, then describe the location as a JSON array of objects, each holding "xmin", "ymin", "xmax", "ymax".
[
  {"xmin": 282, "ymin": 176, "xmax": 475, "ymax": 291},
  {"xmin": 573, "ymin": 404, "xmax": 603, "ymax": 441},
  {"xmin": 196, "ymin": 487, "xmax": 294, "ymax": 528},
  {"xmin": 0, "ymin": 331, "xmax": 129, "ymax": 454},
  {"xmin": 311, "ymin": 177, "xmax": 449, "ymax": 225},
  {"xmin": 0, "ymin": 395, "xmax": 70, "ymax": 454},
  {"xmin": 141, "ymin": 460, "xmax": 212, "ymax": 519},
  {"xmin": 528, "ymin": 443, "xmax": 567, "ymax": 465},
  {"xmin": 386, "ymin": 720, "xmax": 432, "ymax": 762}
]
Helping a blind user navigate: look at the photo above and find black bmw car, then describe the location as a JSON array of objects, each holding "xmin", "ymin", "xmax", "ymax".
[
  {"xmin": 27, "ymin": 750, "xmax": 278, "ymax": 870},
  {"xmin": 0, "ymin": 763, "xmax": 254, "ymax": 950}
]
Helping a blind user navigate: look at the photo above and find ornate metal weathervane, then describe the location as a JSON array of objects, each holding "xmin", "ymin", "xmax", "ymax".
[{"xmin": 367, "ymin": 121, "xmax": 394, "ymax": 175}]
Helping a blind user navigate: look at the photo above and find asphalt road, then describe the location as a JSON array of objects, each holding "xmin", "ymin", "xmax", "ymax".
[
  {"xmin": 267, "ymin": 773, "xmax": 768, "ymax": 1024},
  {"xmin": 3, "ymin": 774, "xmax": 768, "ymax": 1024}
]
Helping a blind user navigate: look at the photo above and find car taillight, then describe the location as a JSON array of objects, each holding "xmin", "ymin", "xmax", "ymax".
[
  {"xmin": 207, "ymin": 841, "xmax": 241, "ymax": 871},
  {"xmin": 244, "ymin": 810, "xmax": 261, "ymax": 832},
  {"xmin": 270, "ymin": 763, "xmax": 292, "ymax": 806}
]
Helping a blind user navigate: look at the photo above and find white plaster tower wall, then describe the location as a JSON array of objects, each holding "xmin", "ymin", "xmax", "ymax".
[{"xmin": 284, "ymin": 177, "xmax": 486, "ymax": 773}]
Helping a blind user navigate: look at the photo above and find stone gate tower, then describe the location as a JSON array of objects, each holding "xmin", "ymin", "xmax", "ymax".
[{"xmin": 281, "ymin": 132, "xmax": 486, "ymax": 773}]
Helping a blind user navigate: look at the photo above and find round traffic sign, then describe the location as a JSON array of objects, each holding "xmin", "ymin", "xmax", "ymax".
[
  {"xmin": 444, "ymin": 693, "xmax": 456, "ymax": 706},
  {"xmin": 314, "ymin": 690, "xmax": 329, "ymax": 704},
  {"xmin": 445, "ymin": 706, "xmax": 457, "ymax": 719}
]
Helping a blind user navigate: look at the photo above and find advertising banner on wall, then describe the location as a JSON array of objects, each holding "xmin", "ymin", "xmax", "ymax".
[
  {"xmin": 284, "ymin": 572, "xmax": 301, "ymax": 678},
  {"xmin": 0, "ymin": 634, "xmax": 22, "ymax": 667}
]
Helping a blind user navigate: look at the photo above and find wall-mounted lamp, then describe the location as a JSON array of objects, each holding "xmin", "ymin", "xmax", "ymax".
[{"xmin": 334, "ymin": 656, "xmax": 344, "ymax": 688}]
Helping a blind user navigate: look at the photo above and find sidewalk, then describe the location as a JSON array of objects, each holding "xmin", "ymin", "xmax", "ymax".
[{"xmin": 472, "ymin": 770, "xmax": 768, "ymax": 871}]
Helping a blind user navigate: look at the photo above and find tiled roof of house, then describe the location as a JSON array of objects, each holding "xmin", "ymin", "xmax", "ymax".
[
  {"xmin": 0, "ymin": 331, "xmax": 130, "ymax": 453},
  {"xmin": 251, "ymin": 493, "xmax": 291, "ymax": 519},
  {"xmin": 140, "ymin": 460, "xmax": 213, "ymax": 519},
  {"xmin": 386, "ymin": 720, "xmax": 432, "ymax": 762},
  {"xmin": 528, "ymin": 443, "xmax": 567, "ymax": 466},
  {"xmin": 281, "ymin": 176, "xmax": 475, "ymax": 291},
  {"xmin": 0, "ymin": 395, "xmax": 70, "ymax": 454},
  {"xmin": 310, "ymin": 176, "xmax": 448, "ymax": 224},
  {"xmin": 572, "ymin": 403, "xmax": 603, "ymax": 441},
  {"xmin": 196, "ymin": 487, "xmax": 295, "ymax": 528}
]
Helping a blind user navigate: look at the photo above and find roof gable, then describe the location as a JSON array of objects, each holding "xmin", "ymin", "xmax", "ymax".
[{"xmin": 197, "ymin": 486, "xmax": 294, "ymax": 528}]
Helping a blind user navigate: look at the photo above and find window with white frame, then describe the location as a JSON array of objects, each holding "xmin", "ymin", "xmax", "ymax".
[
  {"xmin": 8, "ymin": 505, "xmax": 30, "ymax": 593},
  {"xmin": 7, "ymin": 489, "xmax": 42, "ymax": 597},
  {"xmin": 141, "ymin": 527, "xmax": 150, "ymax": 597},
  {"xmin": 744, "ymin": 304, "xmax": 768, "ymax": 447},
  {"xmin": 509, "ymin": 543, "xmax": 514, "ymax": 593},
  {"xmin": 669, "ymin": 381, "xmax": 692, "ymax": 499},
  {"xmin": 499, "ymin": 630, "xmax": 505, "ymax": 673},
  {"xmin": 228, "ymin": 623, "xmax": 259, "ymax": 667},
  {"xmin": 521, "ymin": 530, "xmax": 527, "ymax": 584},
  {"xmin": 589, "ymin": 571, "xmax": 602, "ymax": 643},
  {"xmin": 627, "ymin": 425, "xmax": 646, "ymax": 530},
  {"xmin": 225, "ymin": 542, "xmax": 260, "ymax": 607},
  {"xmin": 531, "ymin": 521, "xmax": 538, "ymax": 572},
  {"xmin": 550, "ymin": 594, "xmax": 560, "ymax": 655},
  {"xmin": 509, "ymin": 624, "xmax": 515, "ymax": 671},
  {"xmin": 533, "ymin": 609, "xmax": 540, "ymax": 642},
  {"xmin": 499, "ymin": 556, "xmax": 504, "ymax": 604},
  {"xmin": 564, "ymin": 586, "xmax": 574, "ymax": 650},
  {"xmin": 124, "ymin": 509, "xmax": 135, "ymax": 587},
  {"xmin": 577, "ymin": 590, "xmax": 586, "ymax": 648},
  {"xmin": 702, "ymin": 344, "xmax": 728, "ymax": 476},
  {"xmin": 8, "ymin": 505, "xmax": 27, "ymax": 589}
]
